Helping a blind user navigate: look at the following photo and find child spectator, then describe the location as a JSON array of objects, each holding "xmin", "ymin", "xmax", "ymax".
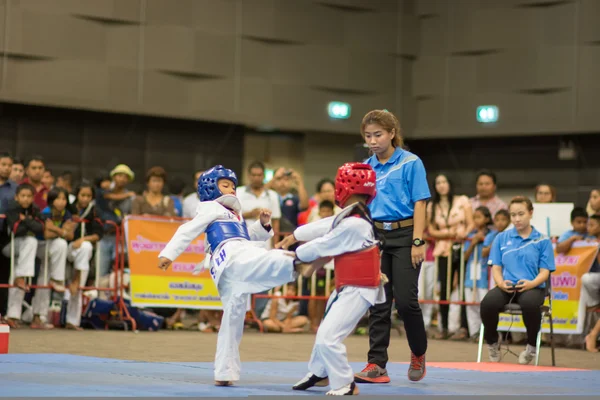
[
  {"xmin": 9, "ymin": 157, "xmax": 24, "ymax": 184},
  {"xmin": 482, "ymin": 209, "xmax": 510, "ymax": 259},
  {"xmin": 461, "ymin": 206, "xmax": 495, "ymax": 339},
  {"xmin": 169, "ymin": 177, "xmax": 186, "ymax": 217},
  {"xmin": 581, "ymin": 215, "xmax": 600, "ymax": 310},
  {"xmin": 556, "ymin": 207, "xmax": 591, "ymax": 254},
  {"xmin": 261, "ymin": 283, "xmax": 309, "ymax": 333},
  {"xmin": 66, "ymin": 182, "xmax": 104, "ymax": 330},
  {"xmin": 31, "ymin": 187, "xmax": 72, "ymax": 329},
  {"xmin": 1, "ymin": 183, "xmax": 44, "ymax": 328}
]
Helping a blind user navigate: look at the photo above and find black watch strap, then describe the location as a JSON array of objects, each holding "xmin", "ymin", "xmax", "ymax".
[{"xmin": 413, "ymin": 238, "xmax": 425, "ymax": 247}]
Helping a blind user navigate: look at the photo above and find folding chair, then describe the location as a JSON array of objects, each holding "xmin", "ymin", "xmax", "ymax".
[{"xmin": 477, "ymin": 275, "xmax": 555, "ymax": 366}]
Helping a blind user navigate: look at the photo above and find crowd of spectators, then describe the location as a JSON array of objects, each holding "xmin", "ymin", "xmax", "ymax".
[{"xmin": 0, "ymin": 151, "xmax": 598, "ymax": 353}]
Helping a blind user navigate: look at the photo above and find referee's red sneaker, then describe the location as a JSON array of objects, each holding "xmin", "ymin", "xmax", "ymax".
[
  {"xmin": 408, "ymin": 352, "xmax": 426, "ymax": 382},
  {"xmin": 354, "ymin": 363, "xmax": 390, "ymax": 383}
]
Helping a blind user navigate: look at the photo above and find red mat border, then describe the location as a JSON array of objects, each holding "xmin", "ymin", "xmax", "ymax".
[{"xmin": 394, "ymin": 361, "xmax": 588, "ymax": 372}]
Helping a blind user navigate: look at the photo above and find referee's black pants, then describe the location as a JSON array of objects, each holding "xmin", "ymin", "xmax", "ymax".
[{"xmin": 367, "ymin": 226, "xmax": 427, "ymax": 369}]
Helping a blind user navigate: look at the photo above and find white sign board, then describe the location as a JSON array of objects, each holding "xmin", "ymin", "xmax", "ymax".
[{"xmin": 531, "ymin": 203, "xmax": 575, "ymax": 237}]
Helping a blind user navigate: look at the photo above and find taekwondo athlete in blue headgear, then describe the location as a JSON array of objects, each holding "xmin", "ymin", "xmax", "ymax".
[{"xmin": 158, "ymin": 165, "xmax": 318, "ymax": 387}]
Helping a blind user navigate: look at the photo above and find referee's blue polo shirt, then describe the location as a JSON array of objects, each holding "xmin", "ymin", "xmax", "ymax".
[
  {"xmin": 365, "ymin": 147, "xmax": 431, "ymax": 221},
  {"xmin": 488, "ymin": 226, "xmax": 556, "ymax": 288}
]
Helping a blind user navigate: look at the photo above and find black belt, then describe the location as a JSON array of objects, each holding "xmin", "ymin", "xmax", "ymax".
[{"xmin": 374, "ymin": 218, "xmax": 414, "ymax": 231}]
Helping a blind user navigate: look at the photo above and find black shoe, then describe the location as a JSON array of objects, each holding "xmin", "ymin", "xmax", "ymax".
[{"xmin": 293, "ymin": 372, "xmax": 329, "ymax": 390}]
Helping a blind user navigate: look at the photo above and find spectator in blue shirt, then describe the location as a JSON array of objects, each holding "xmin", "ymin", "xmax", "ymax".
[
  {"xmin": 354, "ymin": 110, "xmax": 431, "ymax": 384},
  {"xmin": 480, "ymin": 196, "xmax": 556, "ymax": 365},
  {"xmin": 461, "ymin": 206, "xmax": 495, "ymax": 339},
  {"xmin": 555, "ymin": 207, "xmax": 592, "ymax": 254},
  {"xmin": 0, "ymin": 152, "xmax": 18, "ymax": 215}
]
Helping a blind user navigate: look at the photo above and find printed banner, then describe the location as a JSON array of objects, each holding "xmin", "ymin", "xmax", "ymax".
[
  {"xmin": 497, "ymin": 241, "xmax": 599, "ymax": 334},
  {"xmin": 124, "ymin": 216, "xmax": 222, "ymax": 310}
]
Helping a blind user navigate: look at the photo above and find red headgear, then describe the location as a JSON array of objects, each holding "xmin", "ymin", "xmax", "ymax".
[{"xmin": 335, "ymin": 163, "xmax": 377, "ymax": 207}]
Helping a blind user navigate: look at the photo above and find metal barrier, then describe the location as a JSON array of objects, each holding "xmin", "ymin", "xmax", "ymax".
[{"xmin": 0, "ymin": 214, "xmax": 134, "ymax": 330}]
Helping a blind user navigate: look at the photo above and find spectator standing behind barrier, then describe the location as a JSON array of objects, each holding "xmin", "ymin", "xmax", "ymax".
[
  {"xmin": 470, "ymin": 170, "xmax": 507, "ymax": 218},
  {"xmin": 307, "ymin": 179, "xmax": 342, "ymax": 223},
  {"xmin": 267, "ymin": 167, "xmax": 309, "ymax": 235},
  {"xmin": 0, "ymin": 153, "xmax": 18, "ymax": 215},
  {"xmin": 580, "ymin": 215, "xmax": 600, "ymax": 310},
  {"xmin": 169, "ymin": 177, "xmax": 186, "ymax": 217},
  {"xmin": 96, "ymin": 164, "xmax": 135, "ymax": 278},
  {"xmin": 236, "ymin": 161, "xmax": 281, "ymax": 317},
  {"xmin": 426, "ymin": 174, "xmax": 474, "ymax": 340},
  {"xmin": 480, "ymin": 196, "xmax": 555, "ymax": 365},
  {"xmin": 22, "ymin": 155, "xmax": 49, "ymax": 210},
  {"xmin": 9, "ymin": 157, "xmax": 24, "ymax": 184},
  {"xmin": 354, "ymin": 109, "xmax": 430, "ymax": 384},
  {"xmin": 132, "ymin": 166, "xmax": 176, "ymax": 217},
  {"xmin": 66, "ymin": 182, "xmax": 104, "ymax": 330},
  {"xmin": 56, "ymin": 171, "xmax": 76, "ymax": 204},
  {"xmin": 534, "ymin": 184, "xmax": 556, "ymax": 203},
  {"xmin": 182, "ymin": 170, "xmax": 204, "ymax": 218},
  {"xmin": 587, "ymin": 189, "xmax": 600, "ymax": 216},
  {"xmin": 461, "ymin": 206, "xmax": 494, "ymax": 340},
  {"xmin": 300, "ymin": 179, "xmax": 341, "ymax": 320},
  {"xmin": 42, "ymin": 169, "xmax": 55, "ymax": 190},
  {"xmin": 1, "ymin": 183, "xmax": 44, "ymax": 328}
]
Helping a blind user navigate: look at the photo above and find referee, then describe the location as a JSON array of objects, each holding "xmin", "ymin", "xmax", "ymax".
[{"xmin": 354, "ymin": 110, "xmax": 431, "ymax": 384}]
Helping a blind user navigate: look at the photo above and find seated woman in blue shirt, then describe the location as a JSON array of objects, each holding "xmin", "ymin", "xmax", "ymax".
[{"xmin": 480, "ymin": 196, "xmax": 556, "ymax": 365}]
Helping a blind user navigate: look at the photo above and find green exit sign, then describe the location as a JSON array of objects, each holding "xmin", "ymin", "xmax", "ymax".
[
  {"xmin": 328, "ymin": 102, "xmax": 351, "ymax": 119},
  {"xmin": 477, "ymin": 105, "xmax": 499, "ymax": 123}
]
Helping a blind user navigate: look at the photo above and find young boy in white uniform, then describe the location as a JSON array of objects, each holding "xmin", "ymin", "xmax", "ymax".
[
  {"xmin": 277, "ymin": 163, "xmax": 386, "ymax": 396},
  {"xmin": 157, "ymin": 165, "xmax": 317, "ymax": 386}
]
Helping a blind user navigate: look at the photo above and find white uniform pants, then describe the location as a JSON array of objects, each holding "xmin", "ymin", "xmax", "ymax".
[
  {"xmin": 213, "ymin": 243, "xmax": 297, "ymax": 382},
  {"xmin": 66, "ymin": 241, "xmax": 94, "ymax": 326},
  {"xmin": 2, "ymin": 236, "xmax": 39, "ymax": 320},
  {"xmin": 307, "ymin": 287, "xmax": 371, "ymax": 390},
  {"xmin": 581, "ymin": 272, "xmax": 600, "ymax": 307},
  {"xmin": 418, "ymin": 261, "xmax": 435, "ymax": 328},
  {"xmin": 464, "ymin": 287, "xmax": 488, "ymax": 336},
  {"xmin": 32, "ymin": 238, "xmax": 68, "ymax": 318}
]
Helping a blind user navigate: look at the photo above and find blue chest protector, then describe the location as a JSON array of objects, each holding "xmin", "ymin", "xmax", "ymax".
[{"xmin": 206, "ymin": 220, "xmax": 250, "ymax": 253}]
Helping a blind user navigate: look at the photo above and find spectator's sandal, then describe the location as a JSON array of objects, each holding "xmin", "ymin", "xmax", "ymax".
[
  {"xmin": 449, "ymin": 328, "xmax": 469, "ymax": 341},
  {"xmin": 432, "ymin": 330, "xmax": 449, "ymax": 340},
  {"xmin": 65, "ymin": 323, "xmax": 84, "ymax": 331},
  {"xmin": 30, "ymin": 321, "xmax": 54, "ymax": 330},
  {"xmin": 13, "ymin": 277, "xmax": 30, "ymax": 292},
  {"xmin": 5, "ymin": 318, "xmax": 22, "ymax": 329}
]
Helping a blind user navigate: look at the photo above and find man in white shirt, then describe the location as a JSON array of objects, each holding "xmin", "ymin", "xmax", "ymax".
[
  {"xmin": 236, "ymin": 162, "xmax": 281, "ymax": 247},
  {"xmin": 236, "ymin": 161, "xmax": 282, "ymax": 317},
  {"xmin": 182, "ymin": 170, "xmax": 204, "ymax": 218}
]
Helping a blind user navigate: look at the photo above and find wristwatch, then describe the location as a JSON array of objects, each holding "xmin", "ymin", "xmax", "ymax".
[{"xmin": 412, "ymin": 238, "xmax": 425, "ymax": 247}]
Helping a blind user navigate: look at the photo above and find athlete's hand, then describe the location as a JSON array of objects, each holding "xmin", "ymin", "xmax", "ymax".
[
  {"xmin": 259, "ymin": 209, "xmax": 272, "ymax": 226},
  {"xmin": 158, "ymin": 257, "xmax": 172, "ymax": 271},
  {"xmin": 276, "ymin": 234, "xmax": 297, "ymax": 250},
  {"xmin": 310, "ymin": 256, "xmax": 333, "ymax": 271}
]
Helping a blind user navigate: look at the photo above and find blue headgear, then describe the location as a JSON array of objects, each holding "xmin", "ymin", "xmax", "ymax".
[{"xmin": 198, "ymin": 165, "xmax": 238, "ymax": 202}]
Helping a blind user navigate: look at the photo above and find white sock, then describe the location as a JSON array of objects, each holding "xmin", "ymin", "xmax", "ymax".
[{"xmin": 526, "ymin": 344, "xmax": 536, "ymax": 354}]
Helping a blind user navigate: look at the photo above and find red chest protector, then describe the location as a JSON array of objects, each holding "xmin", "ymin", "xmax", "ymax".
[{"xmin": 333, "ymin": 213, "xmax": 381, "ymax": 291}]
